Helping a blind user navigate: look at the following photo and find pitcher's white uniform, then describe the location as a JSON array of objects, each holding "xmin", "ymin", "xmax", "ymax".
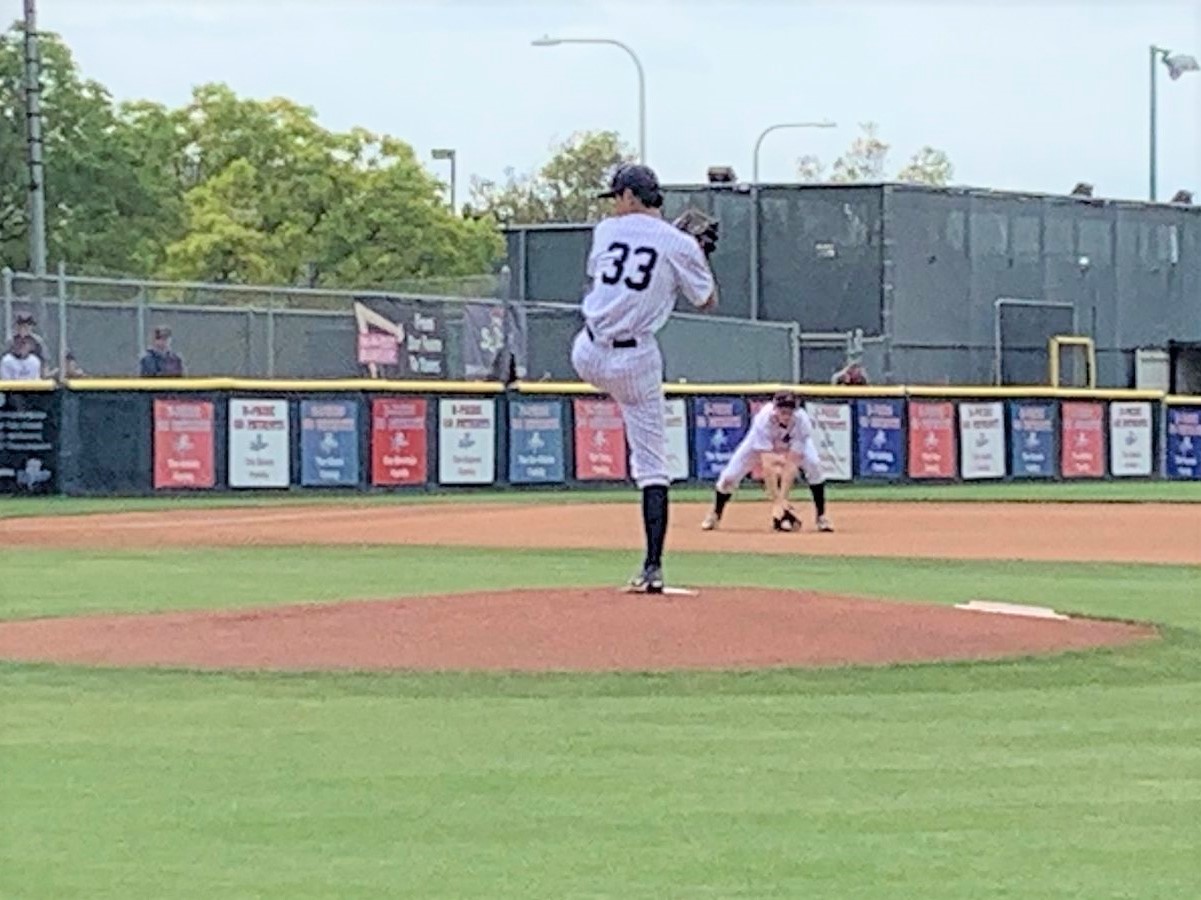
[
  {"xmin": 571, "ymin": 213, "xmax": 715, "ymax": 488},
  {"xmin": 716, "ymin": 402, "xmax": 825, "ymax": 493}
]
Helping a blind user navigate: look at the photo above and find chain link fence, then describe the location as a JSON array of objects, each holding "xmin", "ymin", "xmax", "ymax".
[{"xmin": 3, "ymin": 268, "xmax": 800, "ymax": 383}]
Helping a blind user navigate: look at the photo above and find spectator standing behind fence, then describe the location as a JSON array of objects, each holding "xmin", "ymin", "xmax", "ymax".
[
  {"xmin": 11, "ymin": 313, "xmax": 47, "ymax": 362},
  {"xmin": 139, "ymin": 326, "xmax": 185, "ymax": 377},
  {"xmin": 1, "ymin": 336, "xmax": 43, "ymax": 381},
  {"xmin": 831, "ymin": 361, "xmax": 869, "ymax": 385}
]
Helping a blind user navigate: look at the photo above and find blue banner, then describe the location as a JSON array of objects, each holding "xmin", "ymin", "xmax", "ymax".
[
  {"xmin": 854, "ymin": 399, "xmax": 904, "ymax": 478},
  {"xmin": 300, "ymin": 400, "xmax": 360, "ymax": 486},
  {"xmin": 1009, "ymin": 400, "xmax": 1056, "ymax": 478},
  {"xmin": 508, "ymin": 399, "xmax": 565, "ymax": 484},
  {"xmin": 1165, "ymin": 405, "xmax": 1201, "ymax": 480},
  {"xmin": 692, "ymin": 397, "xmax": 748, "ymax": 481}
]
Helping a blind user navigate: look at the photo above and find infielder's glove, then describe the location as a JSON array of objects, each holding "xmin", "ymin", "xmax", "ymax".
[{"xmin": 672, "ymin": 207, "xmax": 720, "ymax": 257}]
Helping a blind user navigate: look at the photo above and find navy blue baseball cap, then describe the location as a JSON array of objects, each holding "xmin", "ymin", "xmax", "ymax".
[{"xmin": 597, "ymin": 164, "xmax": 662, "ymax": 205}]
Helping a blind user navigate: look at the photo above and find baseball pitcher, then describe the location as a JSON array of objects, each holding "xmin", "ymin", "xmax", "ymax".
[
  {"xmin": 701, "ymin": 390, "xmax": 834, "ymax": 533},
  {"xmin": 571, "ymin": 163, "xmax": 719, "ymax": 593}
]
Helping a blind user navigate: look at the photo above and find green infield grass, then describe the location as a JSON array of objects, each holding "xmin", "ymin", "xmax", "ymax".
[
  {"xmin": 1, "ymin": 477, "xmax": 1200, "ymax": 520},
  {"xmin": 2, "ymin": 543, "xmax": 1200, "ymax": 899}
]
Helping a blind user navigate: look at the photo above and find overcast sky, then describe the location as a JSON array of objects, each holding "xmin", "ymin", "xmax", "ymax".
[{"xmin": 34, "ymin": 0, "xmax": 1201, "ymax": 202}]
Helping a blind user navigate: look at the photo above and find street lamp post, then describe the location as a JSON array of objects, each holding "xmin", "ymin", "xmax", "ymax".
[
  {"xmin": 1149, "ymin": 44, "xmax": 1199, "ymax": 201},
  {"xmin": 749, "ymin": 121, "xmax": 836, "ymax": 320},
  {"xmin": 532, "ymin": 35, "xmax": 646, "ymax": 163},
  {"xmin": 431, "ymin": 148, "xmax": 457, "ymax": 213}
]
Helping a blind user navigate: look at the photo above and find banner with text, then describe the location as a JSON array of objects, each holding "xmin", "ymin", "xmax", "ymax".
[
  {"xmin": 463, "ymin": 303, "xmax": 529, "ymax": 381},
  {"xmin": 1008, "ymin": 401, "xmax": 1056, "ymax": 478},
  {"xmin": 907, "ymin": 401, "xmax": 956, "ymax": 479},
  {"xmin": 1060, "ymin": 401, "xmax": 1105, "ymax": 478},
  {"xmin": 229, "ymin": 398, "xmax": 290, "ymax": 488},
  {"xmin": 353, "ymin": 298, "xmax": 447, "ymax": 379},
  {"xmin": 1108, "ymin": 401, "xmax": 1153, "ymax": 477},
  {"xmin": 0, "ymin": 391, "xmax": 58, "ymax": 495},
  {"xmin": 806, "ymin": 401, "xmax": 853, "ymax": 481},
  {"xmin": 153, "ymin": 399, "xmax": 215, "ymax": 490},
  {"xmin": 855, "ymin": 399, "xmax": 904, "ymax": 479},
  {"xmin": 438, "ymin": 398, "xmax": 496, "ymax": 485},
  {"xmin": 1165, "ymin": 405, "xmax": 1201, "ymax": 480},
  {"xmin": 692, "ymin": 397, "xmax": 748, "ymax": 481},
  {"xmin": 664, "ymin": 399, "xmax": 690, "ymax": 482},
  {"xmin": 573, "ymin": 399, "xmax": 628, "ymax": 481},
  {"xmin": 370, "ymin": 398, "xmax": 428, "ymax": 486},
  {"xmin": 508, "ymin": 399, "xmax": 565, "ymax": 484},
  {"xmin": 300, "ymin": 400, "xmax": 360, "ymax": 487},
  {"xmin": 958, "ymin": 401, "xmax": 1006, "ymax": 480}
]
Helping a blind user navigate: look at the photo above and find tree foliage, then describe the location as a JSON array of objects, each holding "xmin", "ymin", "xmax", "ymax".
[
  {"xmin": 0, "ymin": 24, "xmax": 501, "ymax": 286},
  {"xmin": 796, "ymin": 122, "xmax": 954, "ymax": 186},
  {"xmin": 466, "ymin": 130, "xmax": 634, "ymax": 225}
]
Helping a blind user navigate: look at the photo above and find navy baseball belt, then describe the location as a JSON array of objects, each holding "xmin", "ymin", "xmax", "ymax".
[{"xmin": 586, "ymin": 327, "xmax": 637, "ymax": 349}]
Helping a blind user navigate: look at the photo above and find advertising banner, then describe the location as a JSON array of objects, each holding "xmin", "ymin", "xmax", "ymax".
[
  {"xmin": 370, "ymin": 398, "xmax": 428, "ymax": 486},
  {"xmin": 664, "ymin": 399, "xmax": 690, "ymax": 482},
  {"xmin": 0, "ymin": 390, "xmax": 57, "ymax": 494},
  {"xmin": 907, "ymin": 400, "xmax": 956, "ymax": 479},
  {"xmin": 508, "ymin": 399, "xmax": 565, "ymax": 484},
  {"xmin": 1061, "ymin": 401, "xmax": 1105, "ymax": 478},
  {"xmin": 573, "ymin": 398, "xmax": 628, "ymax": 481},
  {"xmin": 353, "ymin": 298, "xmax": 446, "ymax": 379},
  {"xmin": 228, "ymin": 398, "xmax": 290, "ymax": 488},
  {"xmin": 1165, "ymin": 405, "xmax": 1201, "ymax": 480},
  {"xmin": 300, "ymin": 399, "xmax": 360, "ymax": 487},
  {"xmin": 153, "ymin": 399, "xmax": 215, "ymax": 489},
  {"xmin": 438, "ymin": 398, "xmax": 496, "ymax": 485},
  {"xmin": 805, "ymin": 401, "xmax": 853, "ymax": 481},
  {"xmin": 958, "ymin": 401, "xmax": 1006, "ymax": 480},
  {"xmin": 1109, "ymin": 401, "xmax": 1153, "ymax": 477},
  {"xmin": 1009, "ymin": 401, "xmax": 1056, "ymax": 478},
  {"xmin": 855, "ymin": 399, "xmax": 904, "ymax": 479},
  {"xmin": 692, "ymin": 397, "xmax": 748, "ymax": 481}
]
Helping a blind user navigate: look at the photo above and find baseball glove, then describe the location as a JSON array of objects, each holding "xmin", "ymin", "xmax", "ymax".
[{"xmin": 672, "ymin": 207, "xmax": 720, "ymax": 257}]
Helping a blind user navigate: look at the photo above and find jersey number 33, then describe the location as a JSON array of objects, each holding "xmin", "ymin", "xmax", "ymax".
[{"xmin": 600, "ymin": 242, "xmax": 659, "ymax": 292}]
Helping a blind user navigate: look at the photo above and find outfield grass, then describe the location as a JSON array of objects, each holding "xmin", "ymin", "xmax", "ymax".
[
  {"xmin": 2, "ymin": 544, "xmax": 1201, "ymax": 898},
  {"xmin": 1, "ymin": 477, "xmax": 1200, "ymax": 519}
]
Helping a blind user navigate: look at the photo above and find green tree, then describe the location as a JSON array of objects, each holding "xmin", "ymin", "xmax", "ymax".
[
  {"xmin": 796, "ymin": 122, "xmax": 953, "ymax": 186},
  {"xmin": 467, "ymin": 130, "xmax": 634, "ymax": 224},
  {"xmin": 0, "ymin": 23, "xmax": 168, "ymax": 274}
]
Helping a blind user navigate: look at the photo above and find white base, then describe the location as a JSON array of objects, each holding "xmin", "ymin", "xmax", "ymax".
[
  {"xmin": 621, "ymin": 585, "xmax": 699, "ymax": 597},
  {"xmin": 954, "ymin": 600, "xmax": 1069, "ymax": 621}
]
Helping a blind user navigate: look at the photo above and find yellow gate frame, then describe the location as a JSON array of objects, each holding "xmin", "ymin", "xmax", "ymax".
[{"xmin": 1048, "ymin": 335, "xmax": 1097, "ymax": 388}]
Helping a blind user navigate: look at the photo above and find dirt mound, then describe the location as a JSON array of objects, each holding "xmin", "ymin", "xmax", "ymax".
[{"xmin": 0, "ymin": 588, "xmax": 1156, "ymax": 673}]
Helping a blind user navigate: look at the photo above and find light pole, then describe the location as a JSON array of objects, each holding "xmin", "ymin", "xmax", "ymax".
[
  {"xmin": 532, "ymin": 35, "xmax": 646, "ymax": 163},
  {"xmin": 1149, "ymin": 44, "xmax": 1199, "ymax": 201},
  {"xmin": 431, "ymin": 148, "xmax": 457, "ymax": 213},
  {"xmin": 23, "ymin": 0, "xmax": 47, "ymax": 282},
  {"xmin": 749, "ymin": 121, "xmax": 836, "ymax": 320}
]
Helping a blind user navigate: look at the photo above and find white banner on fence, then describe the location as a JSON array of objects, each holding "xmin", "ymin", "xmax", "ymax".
[
  {"xmin": 1109, "ymin": 401, "xmax": 1153, "ymax": 477},
  {"xmin": 805, "ymin": 402, "xmax": 852, "ymax": 481},
  {"xmin": 228, "ymin": 398, "xmax": 290, "ymax": 488},
  {"xmin": 664, "ymin": 399, "xmax": 690, "ymax": 483},
  {"xmin": 438, "ymin": 398, "xmax": 496, "ymax": 485},
  {"xmin": 958, "ymin": 401, "xmax": 1005, "ymax": 480}
]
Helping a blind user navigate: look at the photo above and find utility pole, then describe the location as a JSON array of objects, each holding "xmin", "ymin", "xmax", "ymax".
[{"xmin": 24, "ymin": 0, "xmax": 48, "ymax": 280}]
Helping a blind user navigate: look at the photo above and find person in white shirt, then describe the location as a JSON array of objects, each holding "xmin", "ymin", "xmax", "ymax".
[
  {"xmin": 1, "ymin": 336, "xmax": 43, "ymax": 381},
  {"xmin": 571, "ymin": 163, "xmax": 719, "ymax": 593},
  {"xmin": 701, "ymin": 390, "xmax": 834, "ymax": 533}
]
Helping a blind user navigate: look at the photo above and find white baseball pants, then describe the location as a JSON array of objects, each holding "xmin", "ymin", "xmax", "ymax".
[
  {"xmin": 571, "ymin": 329, "xmax": 669, "ymax": 488},
  {"xmin": 716, "ymin": 435, "xmax": 825, "ymax": 494}
]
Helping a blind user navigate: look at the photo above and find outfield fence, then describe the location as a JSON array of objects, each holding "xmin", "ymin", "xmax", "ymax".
[{"xmin": 0, "ymin": 378, "xmax": 1197, "ymax": 497}]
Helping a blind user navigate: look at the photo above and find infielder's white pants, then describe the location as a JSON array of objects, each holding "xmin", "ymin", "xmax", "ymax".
[
  {"xmin": 716, "ymin": 436, "xmax": 825, "ymax": 494},
  {"xmin": 571, "ymin": 329, "xmax": 669, "ymax": 488}
]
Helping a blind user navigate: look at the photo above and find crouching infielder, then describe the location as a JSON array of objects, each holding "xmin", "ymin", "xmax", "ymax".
[{"xmin": 701, "ymin": 390, "xmax": 833, "ymax": 533}]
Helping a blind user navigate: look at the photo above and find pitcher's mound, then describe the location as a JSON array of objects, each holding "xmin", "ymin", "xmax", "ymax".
[{"xmin": 0, "ymin": 588, "xmax": 1157, "ymax": 673}]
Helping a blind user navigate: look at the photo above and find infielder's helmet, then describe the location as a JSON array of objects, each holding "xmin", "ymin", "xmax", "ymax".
[
  {"xmin": 772, "ymin": 390, "xmax": 798, "ymax": 409},
  {"xmin": 598, "ymin": 164, "xmax": 664, "ymax": 208}
]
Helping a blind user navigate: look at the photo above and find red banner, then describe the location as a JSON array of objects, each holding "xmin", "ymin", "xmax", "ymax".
[
  {"xmin": 573, "ymin": 399, "xmax": 628, "ymax": 480},
  {"xmin": 1061, "ymin": 401, "xmax": 1105, "ymax": 478},
  {"xmin": 907, "ymin": 401, "xmax": 956, "ymax": 478},
  {"xmin": 371, "ymin": 398, "xmax": 428, "ymax": 485},
  {"xmin": 153, "ymin": 400, "xmax": 215, "ymax": 489}
]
